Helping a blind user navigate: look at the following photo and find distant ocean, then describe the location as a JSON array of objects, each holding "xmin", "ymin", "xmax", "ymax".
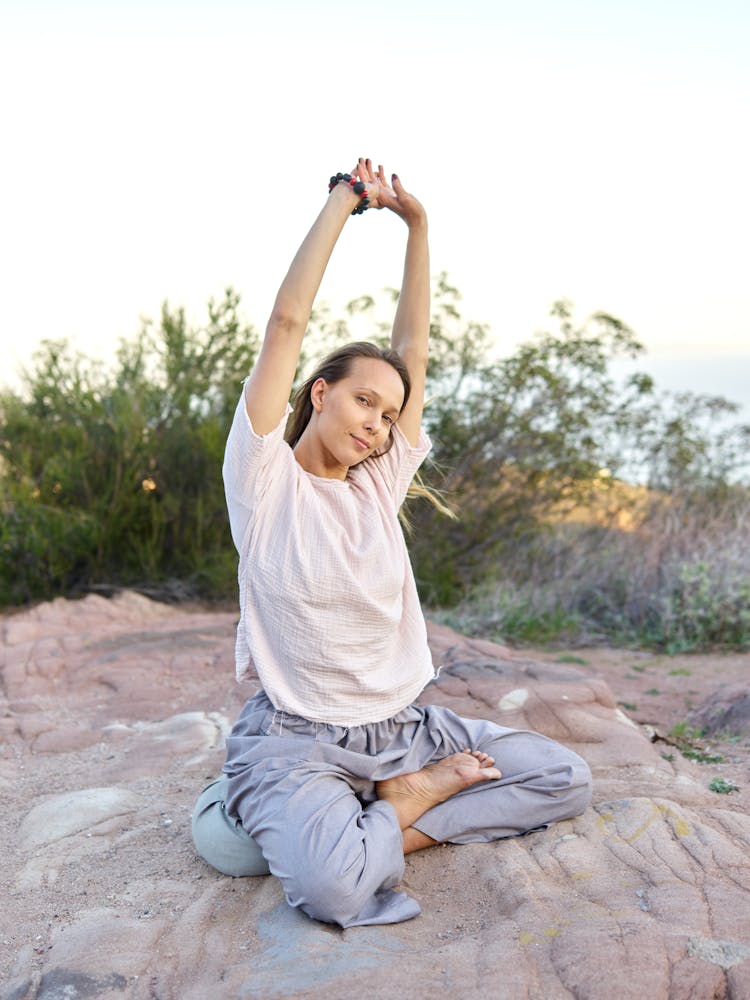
[{"xmin": 610, "ymin": 354, "xmax": 750, "ymax": 423}]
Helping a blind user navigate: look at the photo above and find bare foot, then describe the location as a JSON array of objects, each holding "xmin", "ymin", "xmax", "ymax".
[{"xmin": 376, "ymin": 749, "xmax": 502, "ymax": 832}]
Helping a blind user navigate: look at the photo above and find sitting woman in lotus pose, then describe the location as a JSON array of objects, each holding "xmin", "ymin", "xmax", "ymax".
[{"xmin": 192, "ymin": 158, "xmax": 592, "ymax": 927}]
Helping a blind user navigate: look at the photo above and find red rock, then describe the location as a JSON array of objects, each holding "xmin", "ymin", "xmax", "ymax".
[{"xmin": 1, "ymin": 593, "xmax": 749, "ymax": 999}]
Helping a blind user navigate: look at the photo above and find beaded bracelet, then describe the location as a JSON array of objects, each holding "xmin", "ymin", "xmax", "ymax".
[{"xmin": 328, "ymin": 172, "xmax": 371, "ymax": 215}]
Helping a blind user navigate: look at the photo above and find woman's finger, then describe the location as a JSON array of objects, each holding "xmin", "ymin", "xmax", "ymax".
[{"xmin": 392, "ymin": 174, "xmax": 411, "ymax": 206}]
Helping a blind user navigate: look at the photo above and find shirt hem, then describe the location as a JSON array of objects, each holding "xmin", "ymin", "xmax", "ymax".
[{"xmin": 256, "ymin": 670, "xmax": 436, "ymax": 728}]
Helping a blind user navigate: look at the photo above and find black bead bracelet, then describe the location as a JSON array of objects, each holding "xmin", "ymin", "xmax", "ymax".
[{"xmin": 328, "ymin": 172, "xmax": 371, "ymax": 215}]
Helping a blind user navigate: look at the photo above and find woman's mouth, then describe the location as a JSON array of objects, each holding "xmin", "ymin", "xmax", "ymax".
[{"xmin": 351, "ymin": 435, "xmax": 370, "ymax": 450}]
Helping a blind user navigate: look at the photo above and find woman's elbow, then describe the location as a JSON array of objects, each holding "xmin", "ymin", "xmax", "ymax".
[
  {"xmin": 396, "ymin": 343, "xmax": 429, "ymax": 372},
  {"xmin": 266, "ymin": 306, "xmax": 306, "ymax": 340}
]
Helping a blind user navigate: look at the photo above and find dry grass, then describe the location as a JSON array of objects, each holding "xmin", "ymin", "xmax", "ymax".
[{"xmin": 432, "ymin": 483, "xmax": 750, "ymax": 651}]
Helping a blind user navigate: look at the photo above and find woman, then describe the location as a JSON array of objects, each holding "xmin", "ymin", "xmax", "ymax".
[{"xmin": 192, "ymin": 159, "xmax": 592, "ymax": 928}]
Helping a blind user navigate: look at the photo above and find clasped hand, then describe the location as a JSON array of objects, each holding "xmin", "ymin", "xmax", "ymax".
[{"xmin": 353, "ymin": 157, "xmax": 426, "ymax": 226}]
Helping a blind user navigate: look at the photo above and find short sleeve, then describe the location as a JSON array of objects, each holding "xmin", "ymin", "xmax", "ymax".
[
  {"xmin": 355, "ymin": 422, "xmax": 431, "ymax": 509},
  {"xmin": 222, "ymin": 389, "xmax": 292, "ymax": 551}
]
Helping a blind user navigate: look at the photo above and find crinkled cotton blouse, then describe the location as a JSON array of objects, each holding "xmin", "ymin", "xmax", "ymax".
[{"xmin": 223, "ymin": 390, "xmax": 436, "ymax": 726}]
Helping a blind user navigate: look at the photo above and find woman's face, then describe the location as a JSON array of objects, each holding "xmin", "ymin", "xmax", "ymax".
[{"xmin": 311, "ymin": 357, "xmax": 405, "ymax": 470}]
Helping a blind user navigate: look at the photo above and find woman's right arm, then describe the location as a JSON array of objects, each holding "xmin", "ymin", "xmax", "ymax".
[{"xmin": 244, "ymin": 173, "xmax": 364, "ymax": 434}]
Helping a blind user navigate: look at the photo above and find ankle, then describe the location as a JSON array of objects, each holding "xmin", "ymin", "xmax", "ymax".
[{"xmin": 403, "ymin": 827, "xmax": 438, "ymax": 854}]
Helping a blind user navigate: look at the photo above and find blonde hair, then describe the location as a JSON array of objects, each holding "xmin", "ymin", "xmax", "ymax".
[{"xmin": 400, "ymin": 469, "xmax": 457, "ymax": 532}]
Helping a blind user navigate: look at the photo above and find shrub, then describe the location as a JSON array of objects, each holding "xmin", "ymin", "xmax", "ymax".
[{"xmin": 0, "ymin": 289, "xmax": 259, "ymax": 603}]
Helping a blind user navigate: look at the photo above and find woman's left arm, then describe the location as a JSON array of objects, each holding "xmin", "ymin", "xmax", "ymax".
[
  {"xmin": 391, "ymin": 200, "xmax": 429, "ymax": 446},
  {"xmin": 357, "ymin": 163, "xmax": 430, "ymax": 446}
]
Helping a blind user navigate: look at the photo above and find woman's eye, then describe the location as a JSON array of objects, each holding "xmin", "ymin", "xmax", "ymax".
[
  {"xmin": 356, "ymin": 395, "xmax": 369, "ymax": 405},
  {"xmin": 383, "ymin": 414, "xmax": 393, "ymax": 425}
]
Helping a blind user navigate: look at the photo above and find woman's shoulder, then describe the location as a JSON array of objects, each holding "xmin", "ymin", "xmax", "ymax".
[
  {"xmin": 358, "ymin": 424, "xmax": 430, "ymax": 479},
  {"xmin": 345, "ymin": 424, "xmax": 429, "ymax": 509}
]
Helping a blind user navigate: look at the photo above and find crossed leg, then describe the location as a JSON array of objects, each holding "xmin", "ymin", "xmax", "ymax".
[
  {"xmin": 209, "ymin": 706, "xmax": 592, "ymax": 926},
  {"xmin": 383, "ymin": 720, "xmax": 593, "ymax": 849}
]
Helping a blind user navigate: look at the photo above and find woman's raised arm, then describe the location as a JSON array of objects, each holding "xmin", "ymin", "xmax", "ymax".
[
  {"xmin": 244, "ymin": 167, "xmax": 369, "ymax": 434},
  {"xmin": 390, "ymin": 198, "xmax": 429, "ymax": 447},
  {"xmin": 357, "ymin": 164, "xmax": 430, "ymax": 446}
]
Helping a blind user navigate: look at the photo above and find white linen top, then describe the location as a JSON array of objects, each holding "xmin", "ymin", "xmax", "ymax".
[{"xmin": 223, "ymin": 389, "xmax": 436, "ymax": 726}]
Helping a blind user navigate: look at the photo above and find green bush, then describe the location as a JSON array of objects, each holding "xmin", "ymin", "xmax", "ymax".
[
  {"xmin": 0, "ymin": 289, "xmax": 259, "ymax": 603},
  {"xmin": 0, "ymin": 491, "xmax": 98, "ymax": 604},
  {"xmin": 658, "ymin": 562, "xmax": 750, "ymax": 652}
]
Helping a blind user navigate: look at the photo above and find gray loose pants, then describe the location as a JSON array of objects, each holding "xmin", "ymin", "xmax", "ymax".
[{"xmin": 192, "ymin": 690, "xmax": 592, "ymax": 928}]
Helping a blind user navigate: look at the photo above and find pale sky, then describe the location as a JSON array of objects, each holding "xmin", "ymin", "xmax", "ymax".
[{"xmin": 1, "ymin": 0, "xmax": 748, "ymax": 405}]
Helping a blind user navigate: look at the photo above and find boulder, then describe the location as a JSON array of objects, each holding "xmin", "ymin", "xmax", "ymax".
[{"xmin": 689, "ymin": 683, "xmax": 750, "ymax": 738}]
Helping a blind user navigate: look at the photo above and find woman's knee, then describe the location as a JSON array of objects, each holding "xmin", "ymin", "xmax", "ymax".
[
  {"xmin": 549, "ymin": 750, "xmax": 593, "ymax": 820},
  {"xmin": 568, "ymin": 753, "xmax": 593, "ymax": 810}
]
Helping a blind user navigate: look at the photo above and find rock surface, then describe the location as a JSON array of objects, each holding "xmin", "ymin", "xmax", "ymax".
[
  {"xmin": 1, "ymin": 593, "xmax": 749, "ymax": 999},
  {"xmin": 690, "ymin": 683, "xmax": 750, "ymax": 738}
]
